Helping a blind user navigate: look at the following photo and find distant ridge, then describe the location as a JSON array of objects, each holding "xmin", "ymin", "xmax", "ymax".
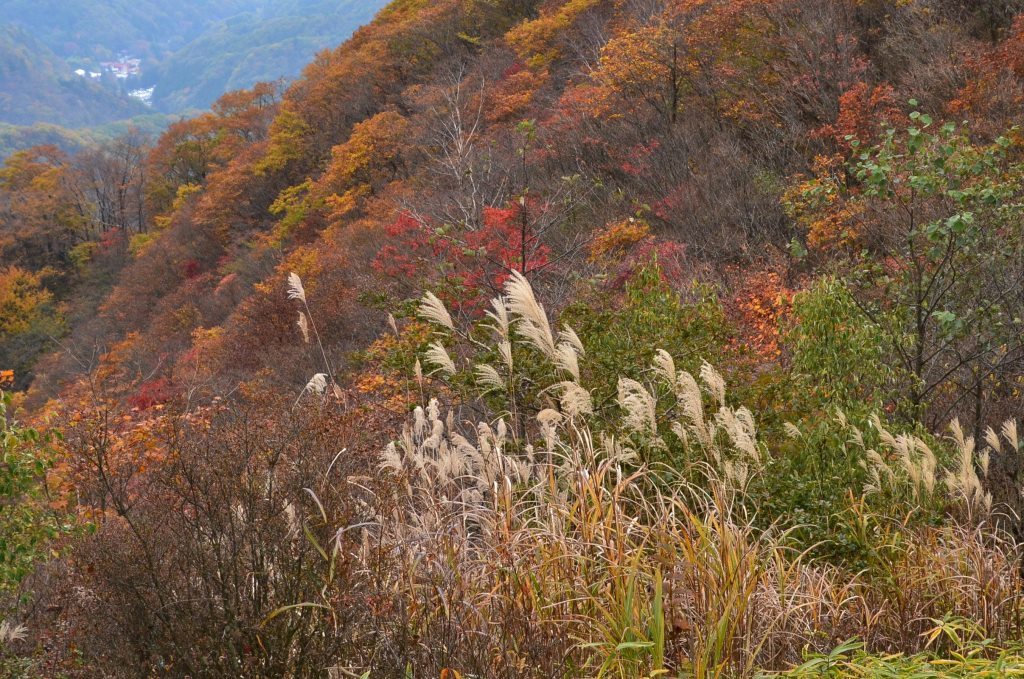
[
  {"xmin": 0, "ymin": 25, "xmax": 147, "ymax": 127},
  {"xmin": 0, "ymin": 0, "xmax": 390, "ymax": 119}
]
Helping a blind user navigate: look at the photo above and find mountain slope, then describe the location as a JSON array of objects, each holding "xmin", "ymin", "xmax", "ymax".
[
  {"xmin": 6, "ymin": 0, "xmax": 1024, "ymax": 676},
  {"xmin": 150, "ymin": 1, "xmax": 390, "ymax": 111},
  {"xmin": 0, "ymin": 0, "xmax": 391, "ymax": 117},
  {"xmin": 0, "ymin": 26, "xmax": 146, "ymax": 127},
  {"xmin": 0, "ymin": 0, "xmax": 255, "ymax": 60}
]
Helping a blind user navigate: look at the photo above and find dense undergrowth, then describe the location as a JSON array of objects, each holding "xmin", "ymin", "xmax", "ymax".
[
  {"xmin": 10, "ymin": 268, "xmax": 1023, "ymax": 676},
  {"xmin": 3, "ymin": 0, "xmax": 1024, "ymax": 676}
]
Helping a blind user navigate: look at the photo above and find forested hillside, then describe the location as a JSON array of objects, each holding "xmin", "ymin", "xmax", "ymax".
[
  {"xmin": 0, "ymin": 26, "xmax": 147, "ymax": 127},
  {"xmin": 148, "ymin": 0, "xmax": 393, "ymax": 111},
  {"xmin": 0, "ymin": 0, "xmax": 390, "ymax": 123},
  {"xmin": 3, "ymin": 0, "xmax": 1024, "ymax": 676},
  {"xmin": 2, "ymin": 0, "xmax": 262, "ymax": 60},
  {"xmin": 0, "ymin": 114, "xmax": 178, "ymax": 159}
]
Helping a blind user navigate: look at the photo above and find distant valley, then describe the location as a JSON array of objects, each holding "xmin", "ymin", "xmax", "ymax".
[{"xmin": 0, "ymin": 0, "xmax": 388, "ymax": 154}]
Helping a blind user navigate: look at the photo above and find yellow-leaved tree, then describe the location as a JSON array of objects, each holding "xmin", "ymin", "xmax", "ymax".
[{"xmin": 0, "ymin": 266, "xmax": 64, "ymax": 390}]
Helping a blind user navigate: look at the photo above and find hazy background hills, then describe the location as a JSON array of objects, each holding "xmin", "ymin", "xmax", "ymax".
[
  {"xmin": 0, "ymin": 0, "xmax": 388, "ymax": 154},
  {"xmin": 147, "ymin": 1, "xmax": 386, "ymax": 112},
  {"xmin": 0, "ymin": 25, "xmax": 148, "ymax": 127}
]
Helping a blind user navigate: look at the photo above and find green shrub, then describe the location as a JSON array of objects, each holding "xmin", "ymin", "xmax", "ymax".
[
  {"xmin": 0, "ymin": 392, "xmax": 67, "ymax": 594},
  {"xmin": 786, "ymin": 277, "xmax": 896, "ymax": 417}
]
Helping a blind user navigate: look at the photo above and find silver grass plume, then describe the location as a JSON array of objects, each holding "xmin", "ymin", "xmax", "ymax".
[
  {"xmin": 0, "ymin": 621, "xmax": 27, "ymax": 644},
  {"xmin": 653, "ymin": 349, "xmax": 676, "ymax": 385},
  {"xmin": 946, "ymin": 419, "xmax": 985, "ymax": 507},
  {"xmin": 286, "ymin": 272, "xmax": 306, "ymax": 303},
  {"xmin": 871, "ymin": 413, "xmax": 899, "ymax": 451},
  {"xmin": 537, "ymin": 408, "xmax": 563, "ymax": 451},
  {"xmin": 864, "ymin": 449, "xmax": 894, "ymax": 489},
  {"xmin": 676, "ymin": 370, "xmax": 711, "ymax": 447},
  {"xmin": 418, "ymin": 291, "xmax": 455, "ymax": 331},
  {"xmin": 700, "ymin": 362, "xmax": 726, "ymax": 406},
  {"xmin": 296, "ymin": 373, "xmax": 328, "ymax": 405},
  {"xmin": 474, "ymin": 364, "xmax": 505, "ymax": 392},
  {"xmin": 558, "ymin": 325, "xmax": 585, "ymax": 356},
  {"xmin": 618, "ymin": 378, "xmax": 657, "ymax": 436},
  {"xmin": 914, "ymin": 437, "xmax": 937, "ymax": 494},
  {"xmin": 305, "ymin": 373, "xmax": 328, "ymax": 394},
  {"xmin": 1002, "ymin": 420, "xmax": 1019, "ymax": 452},
  {"xmin": 949, "ymin": 418, "xmax": 966, "ymax": 451},
  {"xmin": 382, "ymin": 441, "xmax": 403, "ymax": 473},
  {"xmin": 715, "ymin": 407, "xmax": 759, "ymax": 462},
  {"xmin": 557, "ymin": 381, "xmax": 594, "ymax": 417},
  {"xmin": 984, "ymin": 426, "xmax": 1002, "ymax": 454},
  {"xmin": 424, "ymin": 342, "xmax": 457, "ymax": 376},
  {"xmin": 834, "ymin": 409, "xmax": 849, "ymax": 429},
  {"xmin": 505, "ymin": 271, "xmax": 556, "ymax": 359},
  {"xmin": 848, "ymin": 424, "xmax": 864, "ymax": 448},
  {"xmin": 497, "ymin": 339, "xmax": 513, "ymax": 371},
  {"xmin": 554, "ymin": 342, "xmax": 581, "ymax": 381},
  {"xmin": 484, "ymin": 296, "xmax": 511, "ymax": 339}
]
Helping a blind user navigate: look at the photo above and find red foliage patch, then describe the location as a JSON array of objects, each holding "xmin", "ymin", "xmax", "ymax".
[
  {"xmin": 817, "ymin": 82, "xmax": 900, "ymax": 150},
  {"xmin": 128, "ymin": 377, "xmax": 176, "ymax": 411},
  {"xmin": 374, "ymin": 203, "xmax": 551, "ymax": 312},
  {"xmin": 183, "ymin": 259, "xmax": 202, "ymax": 279},
  {"xmin": 725, "ymin": 270, "xmax": 794, "ymax": 360}
]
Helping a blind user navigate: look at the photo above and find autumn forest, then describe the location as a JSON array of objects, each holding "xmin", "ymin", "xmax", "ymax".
[{"xmin": 3, "ymin": 0, "xmax": 1024, "ymax": 676}]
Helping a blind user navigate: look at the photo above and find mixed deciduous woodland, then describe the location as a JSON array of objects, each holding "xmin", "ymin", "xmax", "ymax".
[{"xmin": 4, "ymin": 0, "xmax": 1024, "ymax": 676}]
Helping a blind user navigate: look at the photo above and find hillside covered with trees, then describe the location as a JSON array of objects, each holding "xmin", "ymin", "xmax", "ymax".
[
  {"xmin": 0, "ymin": 0, "xmax": 390, "ymax": 122},
  {"xmin": 0, "ymin": 26, "xmax": 147, "ymax": 128},
  {"xmin": 147, "ymin": 0, "xmax": 393, "ymax": 112},
  {"xmin": 4, "ymin": 0, "xmax": 1024, "ymax": 676}
]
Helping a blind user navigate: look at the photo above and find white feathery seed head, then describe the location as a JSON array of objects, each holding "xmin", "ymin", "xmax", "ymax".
[
  {"xmin": 424, "ymin": 342, "xmax": 457, "ymax": 376},
  {"xmin": 301, "ymin": 373, "xmax": 328, "ymax": 399},
  {"xmin": 287, "ymin": 272, "xmax": 306, "ymax": 303},
  {"xmin": 699, "ymin": 362, "xmax": 726, "ymax": 406},
  {"xmin": 653, "ymin": 349, "xmax": 676, "ymax": 386},
  {"xmin": 554, "ymin": 342, "xmax": 581, "ymax": 381},
  {"xmin": 985, "ymin": 426, "xmax": 1002, "ymax": 454},
  {"xmin": 505, "ymin": 271, "xmax": 556, "ymax": 359},
  {"xmin": 474, "ymin": 364, "xmax": 505, "ymax": 392},
  {"xmin": 0, "ymin": 621, "xmax": 27, "ymax": 644},
  {"xmin": 1002, "ymin": 420, "xmax": 1019, "ymax": 452},
  {"xmin": 558, "ymin": 381, "xmax": 594, "ymax": 418},
  {"xmin": 559, "ymin": 325, "xmax": 585, "ymax": 356},
  {"xmin": 418, "ymin": 291, "xmax": 455, "ymax": 331},
  {"xmin": 618, "ymin": 378, "xmax": 657, "ymax": 435},
  {"xmin": 497, "ymin": 339, "xmax": 513, "ymax": 371},
  {"xmin": 485, "ymin": 296, "xmax": 511, "ymax": 339}
]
